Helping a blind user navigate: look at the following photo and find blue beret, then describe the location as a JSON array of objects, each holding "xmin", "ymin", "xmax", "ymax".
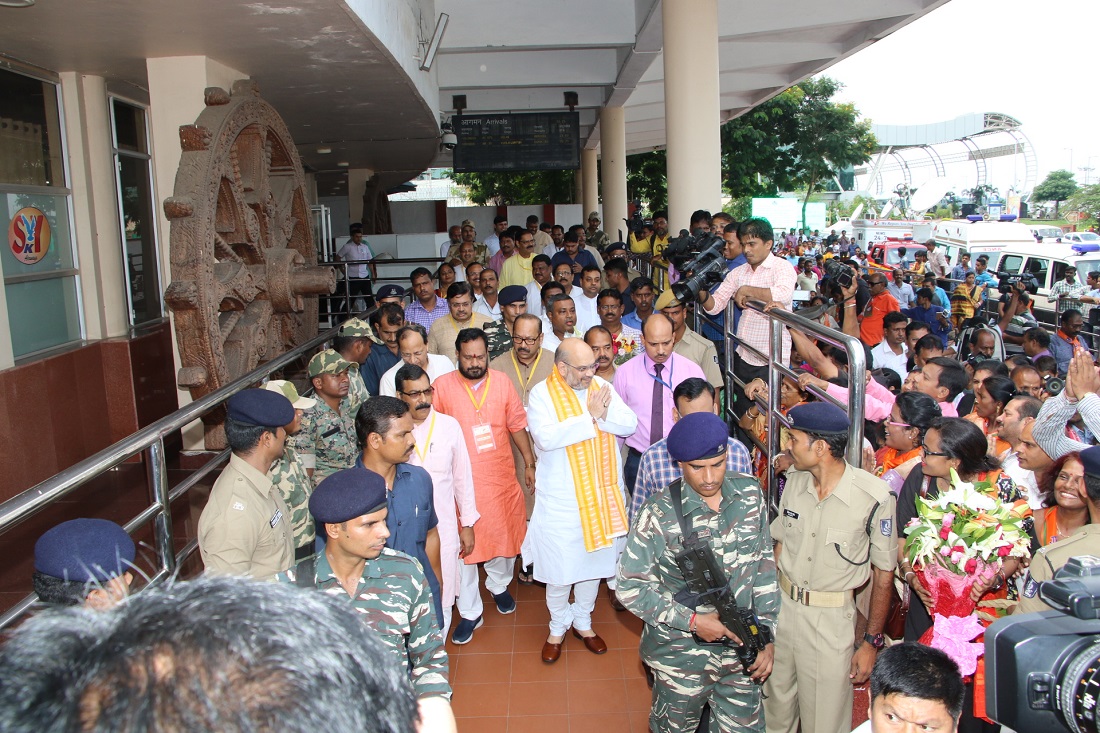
[
  {"xmin": 310, "ymin": 467, "xmax": 388, "ymax": 524},
  {"xmin": 668, "ymin": 413, "xmax": 729, "ymax": 462},
  {"xmin": 34, "ymin": 518, "xmax": 135, "ymax": 583},
  {"xmin": 499, "ymin": 285, "xmax": 527, "ymax": 305},
  {"xmin": 787, "ymin": 402, "xmax": 849, "ymax": 435},
  {"xmin": 1081, "ymin": 446, "xmax": 1100, "ymax": 479},
  {"xmin": 226, "ymin": 388, "xmax": 295, "ymax": 428}
]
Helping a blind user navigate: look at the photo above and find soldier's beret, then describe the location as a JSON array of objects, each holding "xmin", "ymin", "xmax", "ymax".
[
  {"xmin": 34, "ymin": 518, "xmax": 135, "ymax": 583},
  {"xmin": 227, "ymin": 388, "xmax": 295, "ymax": 428},
  {"xmin": 310, "ymin": 467, "xmax": 388, "ymax": 524},
  {"xmin": 1081, "ymin": 446, "xmax": 1100, "ymax": 479},
  {"xmin": 668, "ymin": 413, "xmax": 729, "ymax": 462},
  {"xmin": 339, "ymin": 318, "xmax": 383, "ymax": 344},
  {"xmin": 787, "ymin": 402, "xmax": 849, "ymax": 435},
  {"xmin": 375, "ymin": 284, "xmax": 407, "ymax": 301},
  {"xmin": 499, "ymin": 285, "xmax": 527, "ymax": 306},
  {"xmin": 308, "ymin": 349, "xmax": 358, "ymax": 378}
]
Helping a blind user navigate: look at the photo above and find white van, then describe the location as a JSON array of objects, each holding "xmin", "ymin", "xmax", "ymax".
[
  {"xmin": 985, "ymin": 240, "xmax": 1100, "ymax": 316},
  {"xmin": 932, "ymin": 219, "xmax": 1038, "ymax": 269},
  {"xmin": 1029, "ymin": 224, "xmax": 1065, "ymax": 243}
]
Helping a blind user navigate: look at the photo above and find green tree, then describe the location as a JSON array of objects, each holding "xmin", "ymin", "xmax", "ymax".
[
  {"xmin": 720, "ymin": 88, "xmax": 801, "ymax": 199},
  {"xmin": 625, "ymin": 149, "xmax": 668, "ymax": 215},
  {"xmin": 1065, "ymin": 184, "xmax": 1100, "ymax": 224},
  {"xmin": 1032, "ymin": 169, "xmax": 1078, "ymax": 216},
  {"xmin": 965, "ymin": 184, "xmax": 998, "ymax": 207},
  {"xmin": 452, "ymin": 169, "xmax": 576, "ymax": 205},
  {"xmin": 788, "ymin": 77, "xmax": 877, "ymax": 227}
]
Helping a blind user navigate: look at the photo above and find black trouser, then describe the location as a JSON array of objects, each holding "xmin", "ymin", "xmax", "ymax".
[
  {"xmin": 624, "ymin": 447, "xmax": 643, "ymax": 496},
  {"xmin": 334, "ymin": 278, "xmax": 374, "ymax": 315}
]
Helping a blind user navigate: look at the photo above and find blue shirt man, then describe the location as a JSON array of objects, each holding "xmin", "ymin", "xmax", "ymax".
[
  {"xmin": 550, "ymin": 234, "xmax": 599, "ymax": 286},
  {"xmin": 361, "ymin": 340, "xmax": 401, "ymax": 396},
  {"xmin": 902, "ymin": 291, "xmax": 952, "ymax": 347}
]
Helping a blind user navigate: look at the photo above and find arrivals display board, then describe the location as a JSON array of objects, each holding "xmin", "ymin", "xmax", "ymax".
[{"xmin": 453, "ymin": 112, "xmax": 580, "ymax": 172}]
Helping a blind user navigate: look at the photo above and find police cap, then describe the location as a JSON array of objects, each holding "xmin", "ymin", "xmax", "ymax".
[
  {"xmin": 787, "ymin": 402, "xmax": 849, "ymax": 435},
  {"xmin": 310, "ymin": 467, "xmax": 388, "ymax": 525},
  {"xmin": 499, "ymin": 285, "xmax": 527, "ymax": 306},
  {"xmin": 226, "ymin": 388, "xmax": 295, "ymax": 428},
  {"xmin": 375, "ymin": 284, "xmax": 407, "ymax": 301},
  {"xmin": 668, "ymin": 413, "xmax": 729, "ymax": 462},
  {"xmin": 34, "ymin": 518, "xmax": 136, "ymax": 583},
  {"xmin": 1081, "ymin": 445, "xmax": 1100, "ymax": 479}
]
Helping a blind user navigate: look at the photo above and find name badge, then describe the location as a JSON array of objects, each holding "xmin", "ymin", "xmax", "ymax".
[
  {"xmin": 269, "ymin": 510, "xmax": 283, "ymax": 528},
  {"xmin": 783, "ymin": 509, "xmax": 799, "ymax": 520},
  {"xmin": 472, "ymin": 423, "xmax": 497, "ymax": 454}
]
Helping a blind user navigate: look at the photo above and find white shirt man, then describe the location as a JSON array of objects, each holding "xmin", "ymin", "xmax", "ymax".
[
  {"xmin": 380, "ymin": 354, "xmax": 455, "ymax": 397},
  {"xmin": 523, "ymin": 339, "xmax": 637, "ymax": 659},
  {"xmin": 336, "ymin": 234, "xmax": 374, "ymax": 279}
]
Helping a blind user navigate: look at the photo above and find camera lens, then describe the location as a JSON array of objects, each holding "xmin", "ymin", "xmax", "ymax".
[{"xmin": 1057, "ymin": 638, "xmax": 1100, "ymax": 733}]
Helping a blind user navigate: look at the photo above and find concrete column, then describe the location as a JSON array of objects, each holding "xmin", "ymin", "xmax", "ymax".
[
  {"xmin": 346, "ymin": 168, "xmax": 374, "ymax": 229},
  {"xmin": 147, "ymin": 56, "xmax": 246, "ymax": 448},
  {"xmin": 60, "ymin": 72, "xmax": 129, "ymax": 342},
  {"xmin": 582, "ymin": 147, "xmax": 600, "ymax": 226},
  {"xmin": 574, "ymin": 168, "xmax": 583, "ymax": 206},
  {"xmin": 662, "ymin": 0, "xmax": 722, "ymax": 231},
  {"xmin": 599, "ymin": 107, "xmax": 627, "ymax": 243}
]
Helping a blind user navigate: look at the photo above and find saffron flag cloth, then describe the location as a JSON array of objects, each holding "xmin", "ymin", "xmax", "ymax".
[{"xmin": 544, "ymin": 368, "xmax": 630, "ymax": 552}]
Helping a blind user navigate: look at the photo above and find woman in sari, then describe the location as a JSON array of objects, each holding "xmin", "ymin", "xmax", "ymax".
[
  {"xmin": 1035, "ymin": 451, "xmax": 1090, "ymax": 546},
  {"xmin": 876, "ymin": 391, "xmax": 941, "ymax": 493},
  {"xmin": 435, "ymin": 262, "xmax": 456, "ymax": 298},
  {"xmin": 895, "ymin": 417, "xmax": 1035, "ymax": 733},
  {"xmin": 950, "ymin": 271, "xmax": 984, "ymax": 330},
  {"xmin": 740, "ymin": 374, "xmax": 809, "ymax": 490},
  {"xmin": 963, "ymin": 375, "xmax": 1016, "ymax": 457}
]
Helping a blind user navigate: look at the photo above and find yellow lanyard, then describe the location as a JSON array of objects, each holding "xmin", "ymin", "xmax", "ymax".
[
  {"xmin": 449, "ymin": 315, "xmax": 470, "ymax": 331},
  {"xmin": 461, "ymin": 372, "xmax": 492, "ymax": 414},
  {"xmin": 413, "ymin": 412, "xmax": 436, "ymax": 464},
  {"xmin": 510, "ymin": 349, "xmax": 543, "ymax": 393}
]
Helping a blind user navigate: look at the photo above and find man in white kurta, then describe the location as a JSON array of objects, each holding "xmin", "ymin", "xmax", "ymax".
[
  {"xmin": 395, "ymin": 363, "xmax": 480, "ymax": 635},
  {"xmin": 523, "ymin": 339, "xmax": 638, "ymax": 659},
  {"xmin": 379, "ymin": 325, "xmax": 456, "ymax": 397}
]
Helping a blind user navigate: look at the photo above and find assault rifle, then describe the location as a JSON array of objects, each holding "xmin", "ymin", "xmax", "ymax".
[{"xmin": 670, "ymin": 479, "xmax": 772, "ymax": 676}]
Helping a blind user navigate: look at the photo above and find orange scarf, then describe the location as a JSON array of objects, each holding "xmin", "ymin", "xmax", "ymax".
[
  {"xmin": 545, "ymin": 368, "xmax": 629, "ymax": 551},
  {"xmin": 876, "ymin": 446, "xmax": 922, "ymax": 476}
]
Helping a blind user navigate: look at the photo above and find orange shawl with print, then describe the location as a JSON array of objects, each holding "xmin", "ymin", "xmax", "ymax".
[{"xmin": 545, "ymin": 368, "xmax": 629, "ymax": 552}]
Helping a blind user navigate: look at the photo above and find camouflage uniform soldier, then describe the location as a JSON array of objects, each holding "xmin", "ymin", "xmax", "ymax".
[
  {"xmin": 618, "ymin": 413, "xmax": 778, "ymax": 733},
  {"xmin": 264, "ymin": 380, "xmax": 318, "ymax": 557},
  {"xmin": 289, "ymin": 350, "xmax": 361, "ymax": 487},
  {"xmin": 333, "ymin": 316, "xmax": 383, "ymax": 407},
  {"xmin": 483, "ymin": 284, "xmax": 528, "ymax": 360},
  {"xmin": 279, "ymin": 467, "xmax": 455, "ymax": 729}
]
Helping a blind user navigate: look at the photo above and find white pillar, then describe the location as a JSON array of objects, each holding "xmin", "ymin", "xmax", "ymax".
[
  {"xmin": 599, "ymin": 107, "xmax": 627, "ymax": 244},
  {"xmin": 347, "ymin": 167, "xmax": 374, "ymax": 229},
  {"xmin": 662, "ymin": 0, "xmax": 722, "ymax": 231},
  {"xmin": 582, "ymin": 147, "xmax": 600, "ymax": 229},
  {"xmin": 147, "ymin": 56, "xmax": 247, "ymax": 448},
  {"xmin": 60, "ymin": 73, "xmax": 129, "ymax": 342}
]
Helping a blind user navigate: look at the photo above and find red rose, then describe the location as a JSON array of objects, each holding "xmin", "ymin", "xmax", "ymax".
[
  {"xmin": 964, "ymin": 558, "xmax": 978, "ymax": 573},
  {"xmin": 939, "ymin": 527, "xmax": 950, "ymax": 540},
  {"xmin": 997, "ymin": 545, "xmax": 1011, "ymax": 557}
]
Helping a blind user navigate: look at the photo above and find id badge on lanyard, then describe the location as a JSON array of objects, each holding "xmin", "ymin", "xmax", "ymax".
[{"xmin": 464, "ymin": 374, "xmax": 496, "ymax": 454}]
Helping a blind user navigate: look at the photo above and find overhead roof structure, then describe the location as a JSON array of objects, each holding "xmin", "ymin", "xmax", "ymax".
[
  {"xmin": 435, "ymin": 0, "xmax": 950, "ymax": 156},
  {"xmin": 0, "ymin": 0, "xmax": 951, "ymax": 195}
]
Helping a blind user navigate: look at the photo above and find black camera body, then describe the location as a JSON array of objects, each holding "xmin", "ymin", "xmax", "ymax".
[
  {"xmin": 823, "ymin": 258, "xmax": 855, "ymax": 290},
  {"xmin": 667, "ymin": 229, "xmax": 728, "ymax": 304},
  {"xmin": 986, "ymin": 556, "xmax": 1100, "ymax": 733},
  {"xmin": 997, "ymin": 271, "xmax": 1040, "ymax": 295}
]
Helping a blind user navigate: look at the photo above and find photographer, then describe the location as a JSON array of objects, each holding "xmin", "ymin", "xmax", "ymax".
[{"xmin": 998, "ymin": 279, "xmax": 1039, "ymax": 353}]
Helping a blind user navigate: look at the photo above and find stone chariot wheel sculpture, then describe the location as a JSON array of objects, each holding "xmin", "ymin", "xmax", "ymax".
[{"xmin": 164, "ymin": 80, "xmax": 334, "ymax": 448}]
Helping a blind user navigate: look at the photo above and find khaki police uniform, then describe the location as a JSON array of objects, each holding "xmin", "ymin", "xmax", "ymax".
[
  {"xmin": 763, "ymin": 464, "xmax": 896, "ymax": 733},
  {"xmin": 198, "ymin": 453, "xmax": 294, "ymax": 580},
  {"xmin": 674, "ymin": 327, "xmax": 723, "ymax": 392},
  {"xmin": 1017, "ymin": 524, "xmax": 1100, "ymax": 614}
]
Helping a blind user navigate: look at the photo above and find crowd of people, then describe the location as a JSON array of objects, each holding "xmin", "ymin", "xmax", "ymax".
[{"xmin": 9, "ymin": 210, "xmax": 1100, "ymax": 733}]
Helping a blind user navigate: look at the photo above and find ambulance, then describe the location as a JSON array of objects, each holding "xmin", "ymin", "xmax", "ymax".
[{"xmin": 931, "ymin": 217, "xmax": 1037, "ymax": 268}]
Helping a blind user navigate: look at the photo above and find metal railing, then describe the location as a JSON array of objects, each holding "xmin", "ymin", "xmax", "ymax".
[
  {"xmin": 0, "ymin": 313, "xmax": 366, "ymax": 630},
  {"xmin": 694, "ymin": 297, "xmax": 867, "ymax": 516},
  {"xmin": 319, "ymin": 256, "xmax": 443, "ymax": 324}
]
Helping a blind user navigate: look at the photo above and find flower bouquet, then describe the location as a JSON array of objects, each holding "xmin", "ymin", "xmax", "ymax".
[
  {"xmin": 612, "ymin": 335, "xmax": 640, "ymax": 366},
  {"xmin": 903, "ymin": 468, "xmax": 1032, "ymax": 676}
]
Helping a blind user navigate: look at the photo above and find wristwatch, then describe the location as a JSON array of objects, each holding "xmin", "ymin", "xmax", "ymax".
[{"xmin": 864, "ymin": 632, "xmax": 886, "ymax": 649}]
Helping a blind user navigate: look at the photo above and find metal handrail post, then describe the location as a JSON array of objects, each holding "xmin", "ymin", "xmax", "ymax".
[
  {"xmin": 723, "ymin": 299, "xmax": 737, "ymax": 426},
  {"xmin": 766, "ymin": 317, "xmax": 784, "ymax": 513},
  {"xmin": 148, "ymin": 438, "xmax": 175, "ymax": 576}
]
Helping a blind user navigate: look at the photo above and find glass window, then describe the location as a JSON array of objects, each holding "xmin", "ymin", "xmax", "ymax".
[
  {"xmin": 111, "ymin": 99, "xmax": 161, "ymax": 325},
  {"xmin": 999, "ymin": 255, "xmax": 1023, "ymax": 274},
  {"xmin": 0, "ymin": 68, "xmax": 65, "ymax": 187},
  {"xmin": 1025, "ymin": 258, "xmax": 1049, "ymax": 288}
]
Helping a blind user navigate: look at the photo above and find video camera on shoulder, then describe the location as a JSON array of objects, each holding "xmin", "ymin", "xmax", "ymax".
[
  {"xmin": 823, "ymin": 258, "xmax": 855, "ymax": 290},
  {"xmin": 997, "ymin": 271, "xmax": 1040, "ymax": 296},
  {"xmin": 986, "ymin": 556, "xmax": 1100, "ymax": 733},
  {"xmin": 666, "ymin": 229, "xmax": 729, "ymax": 304}
]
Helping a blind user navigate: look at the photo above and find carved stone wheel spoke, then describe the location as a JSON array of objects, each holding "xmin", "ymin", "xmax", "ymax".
[{"xmin": 164, "ymin": 81, "xmax": 335, "ymax": 447}]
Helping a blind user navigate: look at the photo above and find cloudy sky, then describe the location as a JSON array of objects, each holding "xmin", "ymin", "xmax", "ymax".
[{"xmin": 826, "ymin": 0, "xmax": 1096, "ymax": 193}]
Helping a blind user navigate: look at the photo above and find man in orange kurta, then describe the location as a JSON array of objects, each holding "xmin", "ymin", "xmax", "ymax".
[{"xmin": 432, "ymin": 327, "xmax": 536, "ymax": 645}]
